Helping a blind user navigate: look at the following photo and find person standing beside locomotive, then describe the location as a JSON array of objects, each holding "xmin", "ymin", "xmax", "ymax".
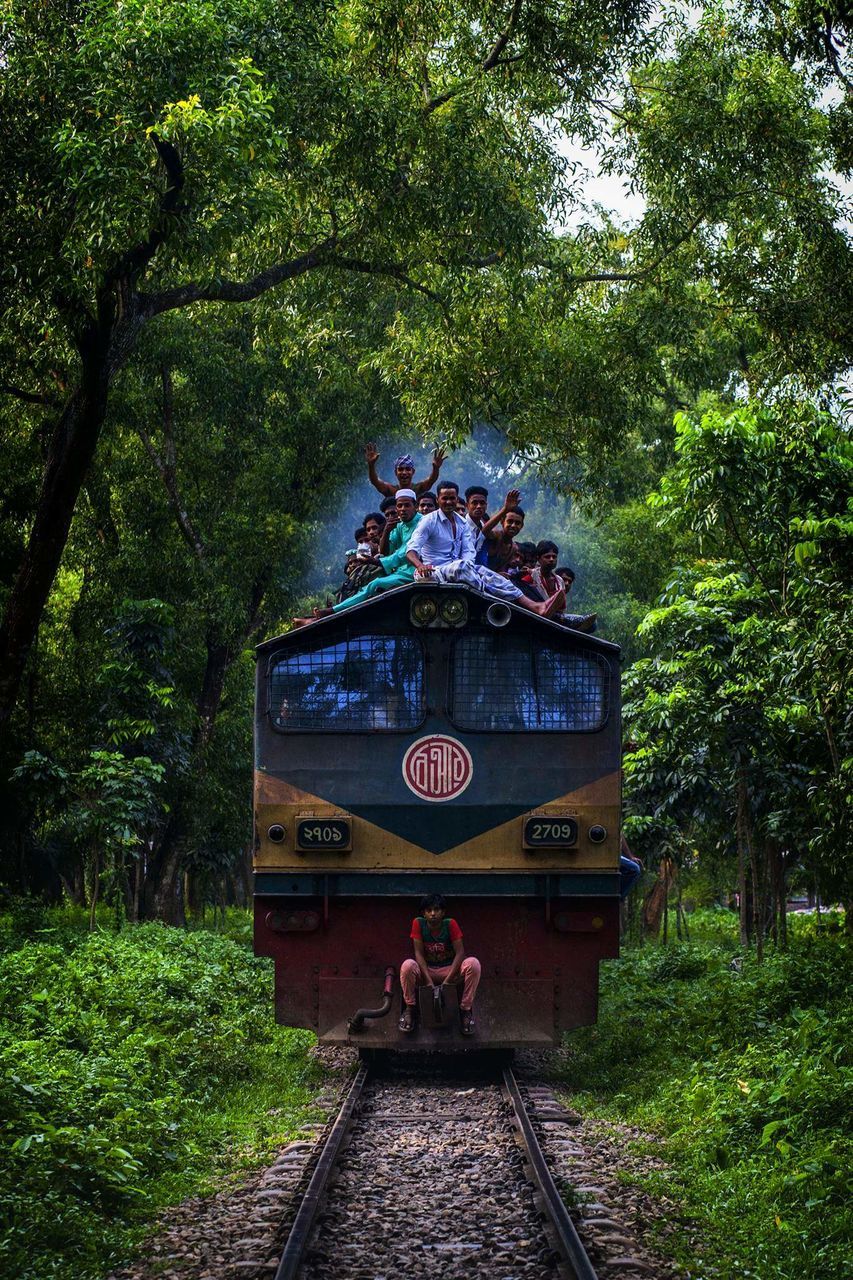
[{"xmin": 399, "ymin": 894, "xmax": 481, "ymax": 1035}]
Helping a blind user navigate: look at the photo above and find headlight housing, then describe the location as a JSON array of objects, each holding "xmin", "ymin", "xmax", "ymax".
[
  {"xmin": 439, "ymin": 595, "xmax": 468, "ymax": 626},
  {"xmin": 410, "ymin": 594, "xmax": 438, "ymax": 625}
]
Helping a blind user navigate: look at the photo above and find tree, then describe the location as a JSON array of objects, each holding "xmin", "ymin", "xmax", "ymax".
[
  {"xmin": 600, "ymin": 3, "xmax": 853, "ymax": 388},
  {"xmin": 0, "ymin": 0, "xmax": 659, "ymax": 723},
  {"xmin": 624, "ymin": 400, "xmax": 852, "ymax": 950}
]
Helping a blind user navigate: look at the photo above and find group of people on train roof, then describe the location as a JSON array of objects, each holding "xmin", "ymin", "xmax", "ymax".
[{"xmin": 291, "ymin": 444, "xmax": 597, "ymax": 632}]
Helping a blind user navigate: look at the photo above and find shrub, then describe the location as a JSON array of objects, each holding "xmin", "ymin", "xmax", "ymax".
[
  {"xmin": 559, "ymin": 931, "xmax": 852, "ymax": 1280},
  {"xmin": 0, "ymin": 917, "xmax": 318, "ymax": 1280}
]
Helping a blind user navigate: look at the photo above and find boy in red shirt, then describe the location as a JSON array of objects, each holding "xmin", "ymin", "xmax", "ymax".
[{"xmin": 399, "ymin": 893, "xmax": 481, "ymax": 1036}]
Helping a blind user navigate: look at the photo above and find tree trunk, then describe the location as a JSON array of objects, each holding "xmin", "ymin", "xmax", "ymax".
[
  {"xmin": 141, "ymin": 824, "xmax": 186, "ymax": 926},
  {"xmin": 132, "ymin": 853, "xmax": 143, "ymax": 923},
  {"xmin": 751, "ymin": 839, "xmax": 764, "ymax": 963},
  {"xmin": 0, "ymin": 315, "xmax": 131, "ymax": 726},
  {"xmin": 735, "ymin": 771, "xmax": 752, "ymax": 947},
  {"xmin": 88, "ymin": 848, "xmax": 101, "ymax": 931},
  {"xmin": 197, "ymin": 637, "xmax": 235, "ymax": 753}
]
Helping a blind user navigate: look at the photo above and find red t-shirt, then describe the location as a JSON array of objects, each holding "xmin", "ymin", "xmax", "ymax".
[{"xmin": 411, "ymin": 916, "xmax": 462, "ymax": 967}]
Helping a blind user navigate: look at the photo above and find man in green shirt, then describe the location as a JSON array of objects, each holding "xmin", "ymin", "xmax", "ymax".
[{"xmin": 294, "ymin": 490, "xmax": 421, "ymax": 624}]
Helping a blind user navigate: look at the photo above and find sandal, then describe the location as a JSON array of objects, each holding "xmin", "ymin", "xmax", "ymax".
[
  {"xmin": 399, "ymin": 1005, "xmax": 416, "ymax": 1033},
  {"xmin": 460, "ymin": 1008, "xmax": 475, "ymax": 1036}
]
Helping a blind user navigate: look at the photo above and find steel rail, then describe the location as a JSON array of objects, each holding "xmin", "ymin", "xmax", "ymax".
[
  {"xmin": 273, "ymin": 1062, "xmax": 370, "ymax": 1280},
  {"xmin": 503, "ymin": 1065, "xmax": 599, "ymax": 1280}
]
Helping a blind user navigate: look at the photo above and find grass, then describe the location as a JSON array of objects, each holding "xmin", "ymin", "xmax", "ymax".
[
  {"xmin": 557, "ymin": 909, "xmax": 852, "ymax": 1280},
  {"xmin": 0, "ymin": 902, "xmax": 325, "ymax": 1280}
]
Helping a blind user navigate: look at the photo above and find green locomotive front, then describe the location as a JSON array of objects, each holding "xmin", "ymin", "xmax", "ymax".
[{"xmin": 253, "ymin": 581, "xmax": 621, "ymax": 1048}]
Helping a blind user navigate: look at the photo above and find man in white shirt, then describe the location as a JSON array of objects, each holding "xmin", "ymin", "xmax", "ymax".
[
  {"xmin": 464, "ymin": 484, "xmax": 490, "ymax": 566},
  {"xmin": 406, "ymin": 481, "xmax": 565, "ymax": 618}
]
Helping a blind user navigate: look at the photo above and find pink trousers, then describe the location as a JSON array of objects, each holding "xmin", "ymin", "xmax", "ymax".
[{"xmin": 400, "ymin": 956, "xmax": 481, "ymax": 1010}]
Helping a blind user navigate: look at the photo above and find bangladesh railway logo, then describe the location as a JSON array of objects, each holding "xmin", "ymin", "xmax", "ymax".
[{"xmin": 402, "ymin": 735, "xmax": 473, "ymax": 803}]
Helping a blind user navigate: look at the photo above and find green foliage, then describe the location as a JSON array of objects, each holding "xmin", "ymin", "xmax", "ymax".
[
  {"xmin": 607, "ymin": 3, "xmax": 853, "ymax": 385},
  {"xmin": 624, "ymin": 398, "xmax": 852, "ymax": 898},
  {"xmin": 0, "ymin": 913, "xmax": 320, "ymax": 1280},
  {"xmin": 560, "ymin": 924, "xmax": 852, "ymax": 1280}
]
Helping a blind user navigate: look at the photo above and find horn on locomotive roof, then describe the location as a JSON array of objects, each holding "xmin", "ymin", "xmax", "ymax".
[{"xmin": 485, "ymin": 601, "xmax": 512, "ymax": 628}]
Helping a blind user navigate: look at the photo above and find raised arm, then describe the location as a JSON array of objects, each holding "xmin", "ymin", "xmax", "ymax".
[
  {"xmin": 414, "ymin": 445, "xmax": 447, "ymax": 496},
  {"xmin": 378, "ymin": 509, "xmax": 398, "ymax": 555},
  {"xmin": 364, "ymin": 442, "xmax": 395, "ymax": 497},
  {"xmin": 481, "ymin": 489, "xmax": 521, "ymax": 541}
]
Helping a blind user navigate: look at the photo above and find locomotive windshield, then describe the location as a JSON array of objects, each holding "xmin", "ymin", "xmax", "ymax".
[
  {"xmin": 270, "ymin": 634, "xmax": 425, "ymax": 731},
  {"xmin": 450, "ymin": 634, "xmax": 610, "ymax": 732}
]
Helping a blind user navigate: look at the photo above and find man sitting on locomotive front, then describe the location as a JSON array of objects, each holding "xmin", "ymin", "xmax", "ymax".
[
  {"xmin": 521, "ymin": 541, "xmax": 597, "ymax": 634},
  {"xmin": 399, "ymin": 893, "xmax": 481, "ymax": 1036},
  {"xmin": 405, "ymin": 481, "xmax": 565, "ymax": 618}
]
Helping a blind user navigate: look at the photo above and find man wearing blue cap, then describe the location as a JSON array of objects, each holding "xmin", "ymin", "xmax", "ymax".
[{"xmin": 364, "ymin": 442, "xmax": 446, "ymax": 498}]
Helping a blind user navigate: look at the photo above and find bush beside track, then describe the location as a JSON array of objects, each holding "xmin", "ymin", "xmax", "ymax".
[
  {"xmin": 560, "ymin": 909, "xmax": 852, "ymax": 1280},
  {"xmin": 0, "ymin": 906, "xmax": 321, "ymax": 1280}
]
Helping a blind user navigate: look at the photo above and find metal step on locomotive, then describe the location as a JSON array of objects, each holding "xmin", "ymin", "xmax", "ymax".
[{"xmin": 252, "ymin": 580, "xmax": 621, "ymax": 1049}]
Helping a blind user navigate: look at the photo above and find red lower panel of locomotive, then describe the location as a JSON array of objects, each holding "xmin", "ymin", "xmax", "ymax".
[{"xmin": 254, "ymin": 896, "xmax": 620, "ymax": 1049}]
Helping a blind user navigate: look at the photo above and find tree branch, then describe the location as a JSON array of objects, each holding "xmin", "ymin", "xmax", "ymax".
[
  {"xmin": 543, "ymin": 208, "xmax": 711, "ymax": 286},
  {"xmin": 135, "ymin": 366, "xmax": 207, "ymax": 563},
  {"xmin": 0, "ymin": 382, "xmax": 62, "ymax": 409},
  {"xmin": 591, "ymin": 96, "xmax": 634, "ymax": 125},
  {"xmin": 481, "ymin": 0, "xmax": 524, "ymax": 72},
  {"xmin": 325, "ymin": 254, "xmax": 446, "ymax": 308},
  {"xmin": 823, "ymin": 22, "xmax": 852, "ymax": 91},
  {"xmin": 423, "ymin": 0, "xmax": 525, "ymax": 114},
  {"xmin": 141, "ymin": 236, "xmax": 337, "ymax": 316},
  {"xmin": 104, "ymin": 135, "xmax": 185, "ymax": 289}
]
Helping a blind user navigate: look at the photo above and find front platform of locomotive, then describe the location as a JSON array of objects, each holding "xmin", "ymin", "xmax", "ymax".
[{"xmin": 252, "ymin": 582, "xmax": 622, "ymax": 1050}]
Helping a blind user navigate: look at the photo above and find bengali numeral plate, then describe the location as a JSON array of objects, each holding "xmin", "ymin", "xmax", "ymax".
[{"xmin": 296, "ymin": 818, "xmax": 351, "ymax": 851}]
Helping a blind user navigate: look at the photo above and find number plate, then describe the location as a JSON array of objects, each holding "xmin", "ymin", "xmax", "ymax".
[
  {"xmin": 523, "ymin": 817, "xmax": 578, "ymax": 848},
  {"xmin": 296, "ymin": 818, "xmax": 351, "ymax": 851}
]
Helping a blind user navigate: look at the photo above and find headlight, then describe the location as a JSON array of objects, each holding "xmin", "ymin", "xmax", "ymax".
[
  {"xmin": 588, "ymin": 824, "xmax": 607, "ymax": 843},
  {"xmin": 439, "ymin": 596, "xmax": 468, "ymax": 626},
  {"xmin": 267, "ymin": 824, "xmax": 286, "ymax": 842},
  {"xmin": 410, "ymin": 594, "xmax": 438, "ymax": 625}
]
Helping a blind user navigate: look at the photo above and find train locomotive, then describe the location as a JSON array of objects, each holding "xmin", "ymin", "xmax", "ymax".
[{"xmin": 253, "ymin": 580, "xmax": 622, "ymax": 1049}]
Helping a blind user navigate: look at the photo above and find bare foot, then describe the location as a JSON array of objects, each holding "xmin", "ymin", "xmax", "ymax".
[
  {"xmin": 545, "ymin": 588, "xmax": 567, "ymax": 617},
  {"xmin": 291, "ymin": 617, "xmax": 313, "ymax": 628},
  {"xmin": 528, "ymin": 588, "xmax": 565, "ymax": 618},
  {"xmin": 312, "ymin": 606, "xmax": 334, "ymax": 619}
]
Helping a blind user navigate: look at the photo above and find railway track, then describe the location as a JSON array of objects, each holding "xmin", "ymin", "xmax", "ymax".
[{"xmin": 273, "ymin": 1053, "xmax": 599, "ymax": 1280}]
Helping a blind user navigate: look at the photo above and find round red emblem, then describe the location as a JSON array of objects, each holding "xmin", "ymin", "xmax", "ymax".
[{"xmin": 402, "ymin": 735, "xmax": 473, "ymax": 803}]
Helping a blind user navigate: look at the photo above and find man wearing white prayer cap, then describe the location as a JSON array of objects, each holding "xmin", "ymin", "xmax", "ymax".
[{"xmin": 294, "ymin": 490, "xmax": 422, "ymax": 624}]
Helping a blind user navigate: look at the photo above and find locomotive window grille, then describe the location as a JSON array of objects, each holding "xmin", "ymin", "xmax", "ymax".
[
  {"xmin": 450, "ymin": 634, "xmax": 610, "ymax": 732},
  {"xmin": 269, "ymin": 634, "xmax": 425, "ymax": 732}
]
